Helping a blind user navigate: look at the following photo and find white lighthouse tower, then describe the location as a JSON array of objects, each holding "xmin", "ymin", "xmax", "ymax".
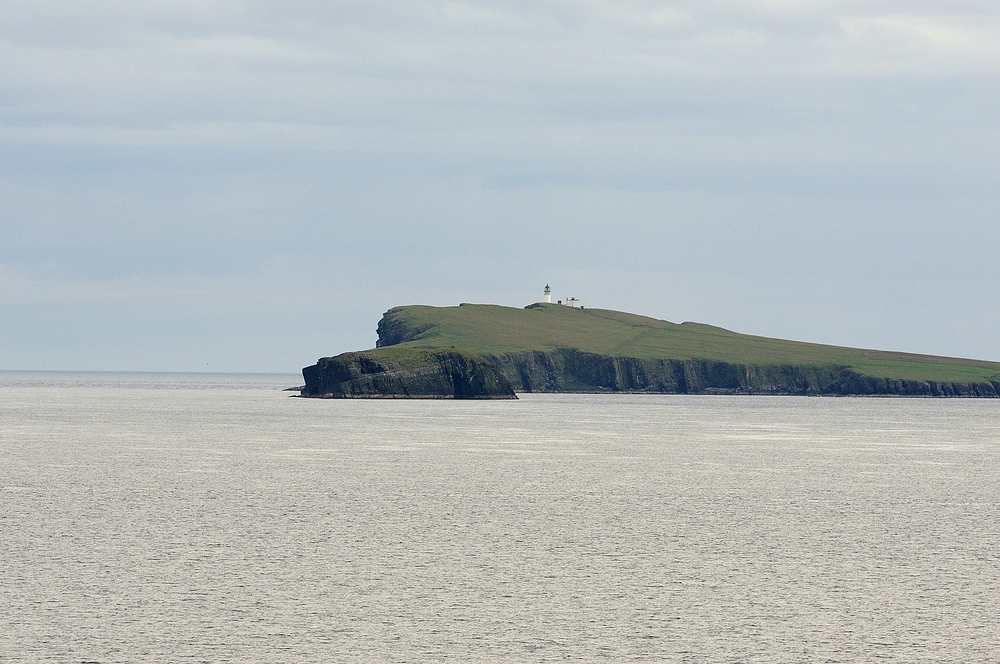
[{"xmin": 543, "ymin": 284, "xmax": 552, "ymax": 303}]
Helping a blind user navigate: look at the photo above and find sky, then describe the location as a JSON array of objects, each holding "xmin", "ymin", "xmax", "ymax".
[{"xmin": 1, "ymin": 1, "xmax": 999, "ymax": 372}]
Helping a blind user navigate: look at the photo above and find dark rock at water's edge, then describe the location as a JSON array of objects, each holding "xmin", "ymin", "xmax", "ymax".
[
  {"xmin": 478, "ymin": 349, "xmax": 1000, "ymax": 396},
  {"xmin": 301, "ymin": 348, "xmax": 517, "ymax": 399}
]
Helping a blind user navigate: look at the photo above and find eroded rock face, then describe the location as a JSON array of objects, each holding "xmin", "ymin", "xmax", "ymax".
[
  {"xmin": 375, "ymin": 310, "xmax": 429, "ymax": 348},
  {"xmin": 301, "ymin": 348, "xmax": 517, "ymax": 399},
  {"xmin": 480, "ymin": 350, "xmax": 1000, "ymax": 396},
  {"xmin": 367, "ymin": 308, "xmax": 1000, "ymax": 397}
]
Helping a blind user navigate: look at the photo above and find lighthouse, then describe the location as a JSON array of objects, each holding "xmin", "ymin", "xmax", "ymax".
[{"xmin": 543, "ymin": 285, "xmax": 552, "ymax": 303}]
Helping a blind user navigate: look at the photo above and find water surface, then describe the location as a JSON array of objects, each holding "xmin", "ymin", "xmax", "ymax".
[{"xmin": 2, "ymin": 373, "xmax": 999, "ymax": 662}]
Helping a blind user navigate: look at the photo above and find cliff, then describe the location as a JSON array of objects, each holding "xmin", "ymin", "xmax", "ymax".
[
  {"xmin": 301, "ymin": 348, "xmax": 517, "ymax": 399},
  {"xmin": 361, "ymin": 304, "xmax": 1000, "ymax": 397},
  {"xmin": 479, "ymin": 349, "xmax": 1000, "ymax": 396}
]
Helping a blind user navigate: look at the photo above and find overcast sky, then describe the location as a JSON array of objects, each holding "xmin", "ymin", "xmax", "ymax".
[{"xmin": 1, "ymin": 1, "xmax": 998, "ymax": 372}]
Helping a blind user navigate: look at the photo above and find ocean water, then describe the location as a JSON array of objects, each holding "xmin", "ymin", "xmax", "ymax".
[{"xmin": 2, "ymin": 372, "xmax": 999, "ymax": 662}]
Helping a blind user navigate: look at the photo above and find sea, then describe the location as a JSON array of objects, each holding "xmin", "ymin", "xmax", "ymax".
[{"xmin": 2, "ymin": 371, "xmax": 999, "ymax": 662}]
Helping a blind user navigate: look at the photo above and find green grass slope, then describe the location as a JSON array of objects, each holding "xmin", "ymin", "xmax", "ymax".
[{"xmin": 380, "ymin": 303, "xmax": 1000, "ymax": 384}]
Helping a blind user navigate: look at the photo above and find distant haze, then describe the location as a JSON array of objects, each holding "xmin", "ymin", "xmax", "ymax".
[{"xmin": 2, "ymin": 2, "xmax": 998, "ymax": 372}]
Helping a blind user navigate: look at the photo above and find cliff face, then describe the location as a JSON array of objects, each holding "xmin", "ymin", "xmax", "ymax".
[
  {"xmin": 301, "ymin": 348, "xmax": 517, "ymax": 399},
  {"xmin": 375, "ymin": 312, "xmax": 430, "ymax": 347},
  {"xmin": 480, "ymin": 349, "xmax": 1000, "ymax": 396},
  {"xmin": 370, "ymin": 309, "xmax": 1000, "ymax": 397}
]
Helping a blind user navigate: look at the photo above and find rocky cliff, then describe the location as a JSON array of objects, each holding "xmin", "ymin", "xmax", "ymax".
[
  {"xmin": 370, "ymin": 308, "xmax": 1000, "ymax": 397},
  {"xmin": 479, "ymin": 349, "xmax": 1000, "ymax": 396},
  {"xmin": 301, "ymin": 348, "xmax": 517, "ymax": 399}
]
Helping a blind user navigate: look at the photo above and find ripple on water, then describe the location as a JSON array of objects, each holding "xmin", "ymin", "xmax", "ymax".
[{"xmin": 1, "ymin": 377, "xmax": 999, "ymax": 662}]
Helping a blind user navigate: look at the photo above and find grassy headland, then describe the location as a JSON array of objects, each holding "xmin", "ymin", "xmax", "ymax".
[{"xmin": 374, "ymin": 303, "xmax": 1000, "ymax": 390}]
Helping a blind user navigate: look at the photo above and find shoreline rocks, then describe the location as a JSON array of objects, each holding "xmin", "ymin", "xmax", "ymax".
[{"xmin": 301, "ymin": 348, "xmax": 517, "ymax": 399}]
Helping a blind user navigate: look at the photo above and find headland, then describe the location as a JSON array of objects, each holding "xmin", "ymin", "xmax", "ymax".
[{"xmin": 301, "ymin": 302, "xmax": 1000, "ymax": 398}]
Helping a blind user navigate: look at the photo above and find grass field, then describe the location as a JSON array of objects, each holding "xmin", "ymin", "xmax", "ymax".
[{"xmin": 383, "ymin": 303, "xmax": 1000, "ymax": 384}]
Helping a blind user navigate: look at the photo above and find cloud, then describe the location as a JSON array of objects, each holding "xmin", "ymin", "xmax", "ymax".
[
  {"xmin": 2, "ymin": 2, "xmax": 999, "ymax": 137},
  {"xmin": 1, "ymin": 1, "xmax": 999, "ymax": 369}
]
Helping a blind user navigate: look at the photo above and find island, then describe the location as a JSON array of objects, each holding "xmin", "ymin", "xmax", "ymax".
[{"xmin": 301, "ymin": 302, "xmax": 1000, "ymax": 398}]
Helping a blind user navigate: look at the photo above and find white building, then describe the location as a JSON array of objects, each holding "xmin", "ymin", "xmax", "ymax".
[{"xmin": 543, "ymin": 285, "xmax": 583, "ymax": 308}]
